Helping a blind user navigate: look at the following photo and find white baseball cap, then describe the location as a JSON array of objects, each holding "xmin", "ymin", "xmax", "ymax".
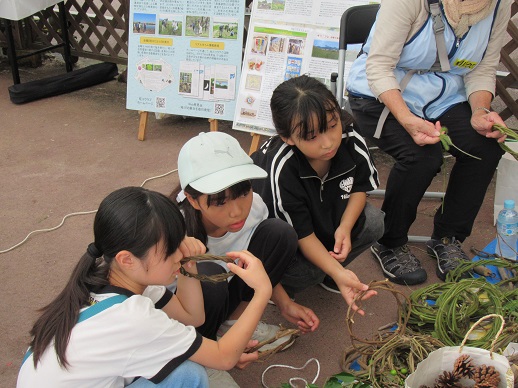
[{"xmin": 178, "ymin": 132, "xmax": 267, "ymax": 194}]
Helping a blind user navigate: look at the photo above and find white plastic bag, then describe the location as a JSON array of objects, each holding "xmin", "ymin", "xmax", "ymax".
[{"xmin": 405, "ymin": 315, "xmax": 514, "ymax": 388}]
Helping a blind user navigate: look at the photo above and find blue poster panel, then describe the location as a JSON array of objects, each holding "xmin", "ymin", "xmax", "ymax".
[{"xmin": 127, "ymin": 0, "xmax": 245, "ymax": 121}]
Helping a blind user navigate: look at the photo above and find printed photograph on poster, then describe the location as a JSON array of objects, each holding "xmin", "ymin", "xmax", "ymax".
[
  {"xmin": 135, "ymin": 58, "xmax": 174, "ymax": 92},
  {"xmin": 203, "ymin": 66, "xmax": 213, "ymax": 100},
  {"xmin": 183, "ymin": 64, "xmax": 205, "ymax": 100},
  {"xmin": 269, "ymin": 36, "xmax": 285, "ymax": 53},
  {"xmin": 179, "ymin": 72, "xmax": 193, "ymax": 94},
  {"xmin": 244, "ymin": 94, "xmax": 258, "ymax": 107},
  {"xmin": 245, "ymin": 74, "xmax": 262, "ymax": 91},
  {"xmin": 214, "ymin": 64, "xmax": 237, "ymax": 100},
  {"xmin": 178, "ymin": 61, "xmax": 201, "ymax": 96},
  {"xmin": 287, "ymin": 38, "xmax": 304, "ymax": 55},
  {"xmin": 307, "ymin": 29, "xmax": 341, "ymax": 87},
  {"xmin": 257, "ymin": 0, "xmax": 285, "ymax": 11},
  {"xmin": 133, "ymin": 13, "xmax": 156, "ymax": 34},
  {"xmin": 213, "ymin": 17, "xmax": 239, "ymax": 39},
  {"xmin": 176, "ymin": 64, "xmax": 237, "ymax": 102},
  {"xmin": 285, "ymin": 56, "xmax": 302, "ymax": 80},
  {"xmin": 247, "ymin": 58, "xmax": 265, "ymax": 71},
  {"xmin": 251, "ymin": 35, "xmax": 268, "ymax": 55},
  {"xmin": 158, "ymin": 14, "xmax": 182, "ymax": 36},
  {"xmin": 240, "ymin": 107, "xmax": 258, "ymax": 119},
  {"xmin": 257, "ymin": 0, "xmax": 273, "ymax": 10},
  {"xmin": 312, "ymin": 39, "xmax": 339, "ymax": 60},
  {"xmin": 210, "ymin": 74, "xmax": 215, "ymax": 97},
  {"xmin": 185, "ymin": 16, "xmax": 210, "ymax": 37}
]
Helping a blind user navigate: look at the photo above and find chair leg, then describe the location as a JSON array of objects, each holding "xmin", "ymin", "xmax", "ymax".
[
  {"xmin": 408, "ymin": 236, "xmax": 430, "ymax": 243},
  {"xmin": 368, "ymin": 189, "xmax": 444, "ymax": 199}
]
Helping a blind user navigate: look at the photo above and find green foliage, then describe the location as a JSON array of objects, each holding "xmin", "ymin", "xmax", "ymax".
[
  {"xmin": 492, "ymin": 123, "xmax": 518, "ymax": 161},
  {"xmin": 279, "ymin": 372, "xmax": 371, "ymax": 388},
  {"xmin": 440, "ymin": 127, "xmax": 481, "ymax": 160},
  {"xmin": 323, "ymin": 372, "xmax": 370, "ymax": 388},
  {"xmin": 311, "ymin": 47, "xmax": 339, "ymax": 60}
]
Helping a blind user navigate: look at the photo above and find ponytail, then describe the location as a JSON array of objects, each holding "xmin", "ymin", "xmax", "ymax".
[
  {"xmin": 29, "ymin": 247, "xmax": 109, "ymax": 368},
  {"xmin": 28, "ymin": 186, "xmax": 186, "ymax": 369}
]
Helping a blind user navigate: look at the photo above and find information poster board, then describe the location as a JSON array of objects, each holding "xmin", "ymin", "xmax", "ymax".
[
  {"xmin": 233, "ymin": 0, "xmax": 374, "ymax": 136},
  {"xmin": 126, "ymin": 0, "xmax": 245, "ymax": 121}
]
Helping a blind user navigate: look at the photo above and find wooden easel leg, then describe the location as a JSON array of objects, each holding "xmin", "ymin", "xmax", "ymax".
[
  {"xmin": 249, "ymin": 133, "xmax": 261, "ymax": 155},
  {"xmin": 138, "ymin": 111, "xmax": 149, "ymax": 141},
  {"xmin": 208, "ymin": 118, "xmax": 218, "ymax": 131}
]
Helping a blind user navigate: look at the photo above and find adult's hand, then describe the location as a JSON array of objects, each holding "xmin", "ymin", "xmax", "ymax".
[
  {"xmin": 471, "ymin": 109, "xmax": 507, "ymax": 143},
  {"xmin": 378, "ymin": 89, "xmax": 440, "ymax": 146},
  {"xmin": 402, "ymin": 116, "xmax": 442, "ymax": 146}
]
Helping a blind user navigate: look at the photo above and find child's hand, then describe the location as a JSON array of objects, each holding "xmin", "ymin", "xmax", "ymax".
[
  {"xmin": 226, "ymin": 250, "xmax": 272, "ymax": 296},
  {"xmin": 179, "ymin": 236, "xmax": 206, "ymax": 271},
  {"xmin": 334, "ymin": 270, "xmax": 377, "ymax": 315},
  {"xmin": 279, "ymin": 300, "xmax": 320, "ymax": 333},
  {"xmin": 235, "ymin": 340, "xmax": 260, "ymax": 369},
  {"xmin": 330, "ymin": 228, "xmax": 352, "ymax": 262}
]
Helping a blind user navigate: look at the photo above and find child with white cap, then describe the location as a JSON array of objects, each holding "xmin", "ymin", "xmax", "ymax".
[{"xmin": 172, "ymin": 131, "xmax": 320, "ymax": 387}]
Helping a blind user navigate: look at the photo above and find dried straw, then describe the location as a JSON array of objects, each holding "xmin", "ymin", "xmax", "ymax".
[{"xmin": 180, "ymin": 254, "xmax": 235, "ymax": 282}]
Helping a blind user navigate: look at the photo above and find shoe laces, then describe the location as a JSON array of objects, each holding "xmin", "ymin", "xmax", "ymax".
[
  {"xmin": 383, "ymin": 245, "xmax": 421, "ymax": 272},
  {"xmin": 436, "ymin": 237, "xmax": 469, "ymax": 269}
]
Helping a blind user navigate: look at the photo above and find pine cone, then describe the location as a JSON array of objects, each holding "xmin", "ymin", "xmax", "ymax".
[
  {"xmin": 453, "ymin": 354, "xmax": 475, "ymax": 378},
  {"xmin": 434, "ymin": 370, "xmax": 462, "ymax": 388},
  {"xmin": 473, "ymin": 365, "xmax": 501, "ymax": 386}
]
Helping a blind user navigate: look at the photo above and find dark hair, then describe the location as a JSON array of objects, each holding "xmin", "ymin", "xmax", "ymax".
[
  {"xmin": 170, "ymin": 181, "xmax": 252, "ymax": 245},
  {"xmin": 29, "ymin": 187, "xmax": 186, "ymax": 368},
  {"xmin": 270, "ymin": 75, "xmax": 344, "ymax": 140}
]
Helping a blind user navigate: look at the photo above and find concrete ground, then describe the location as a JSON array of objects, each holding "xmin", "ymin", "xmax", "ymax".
[{"xmin": 0, "ymin": 55, "xmax": 511, "ymax": 387}]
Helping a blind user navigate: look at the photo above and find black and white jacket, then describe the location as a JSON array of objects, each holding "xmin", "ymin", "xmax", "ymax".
[{"xmin": 251, "ymin": 126, "xmax": 379, "ymax": 251}]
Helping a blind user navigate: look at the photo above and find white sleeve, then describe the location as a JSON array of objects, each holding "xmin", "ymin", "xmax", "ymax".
[
  {"xmin": 119, "ymin": 296, "xmax": 202, "ymax": 382},
  {"xmin": 142, "ymin": 285, "xmax": 167, "ymax": 303}
]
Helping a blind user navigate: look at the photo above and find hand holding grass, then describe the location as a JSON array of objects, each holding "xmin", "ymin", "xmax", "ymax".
[
  {"xmin": 440, "ymin": 127, "xmax": 481, "ymax": 160},
  {"xmin": 492, "ymin": 123, "xmax": 518, "ymax": 161}
]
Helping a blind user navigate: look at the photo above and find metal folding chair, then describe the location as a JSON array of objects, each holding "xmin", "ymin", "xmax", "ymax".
[{"xmin": 333, "ymin": 3, "xmax": 379, "ymax": 109}]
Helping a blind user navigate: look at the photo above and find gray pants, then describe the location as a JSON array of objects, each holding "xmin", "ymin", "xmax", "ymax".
[{"xmin": 280, "ymin": 203, "xmax": 384, "ymax": 296}]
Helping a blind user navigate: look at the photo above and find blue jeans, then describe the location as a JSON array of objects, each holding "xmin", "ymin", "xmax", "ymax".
[
  {"xmin": 127, "ymin": 360, "xmax": 209, "ymax": 388},
  {"xmin": 281, "ymin": 203, "xmax": 384, "ymax": 296}
]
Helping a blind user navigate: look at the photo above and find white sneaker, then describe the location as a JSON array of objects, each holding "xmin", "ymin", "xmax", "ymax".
[
  {"xmin": 205, "ymin": 368, "xmax": 239, "ymax": 388},
  {"xmin": 217, "ymin": 320, "xmax": 295, "ymax": 352}
]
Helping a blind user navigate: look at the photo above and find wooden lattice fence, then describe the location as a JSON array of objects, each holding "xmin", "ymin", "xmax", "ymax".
[
  {"xmin": 0, "ymin": 0, "xmax": 129, "ymax": 64},
  {"xmin": 496, "ymin": 0, "xmax": 518, "ymax": 120}
]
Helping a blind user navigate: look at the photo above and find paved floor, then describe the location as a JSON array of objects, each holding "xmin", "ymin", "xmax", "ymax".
[{"xmin": 0, "ymin": 56, "xmax": 509, "ymax": 387}]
